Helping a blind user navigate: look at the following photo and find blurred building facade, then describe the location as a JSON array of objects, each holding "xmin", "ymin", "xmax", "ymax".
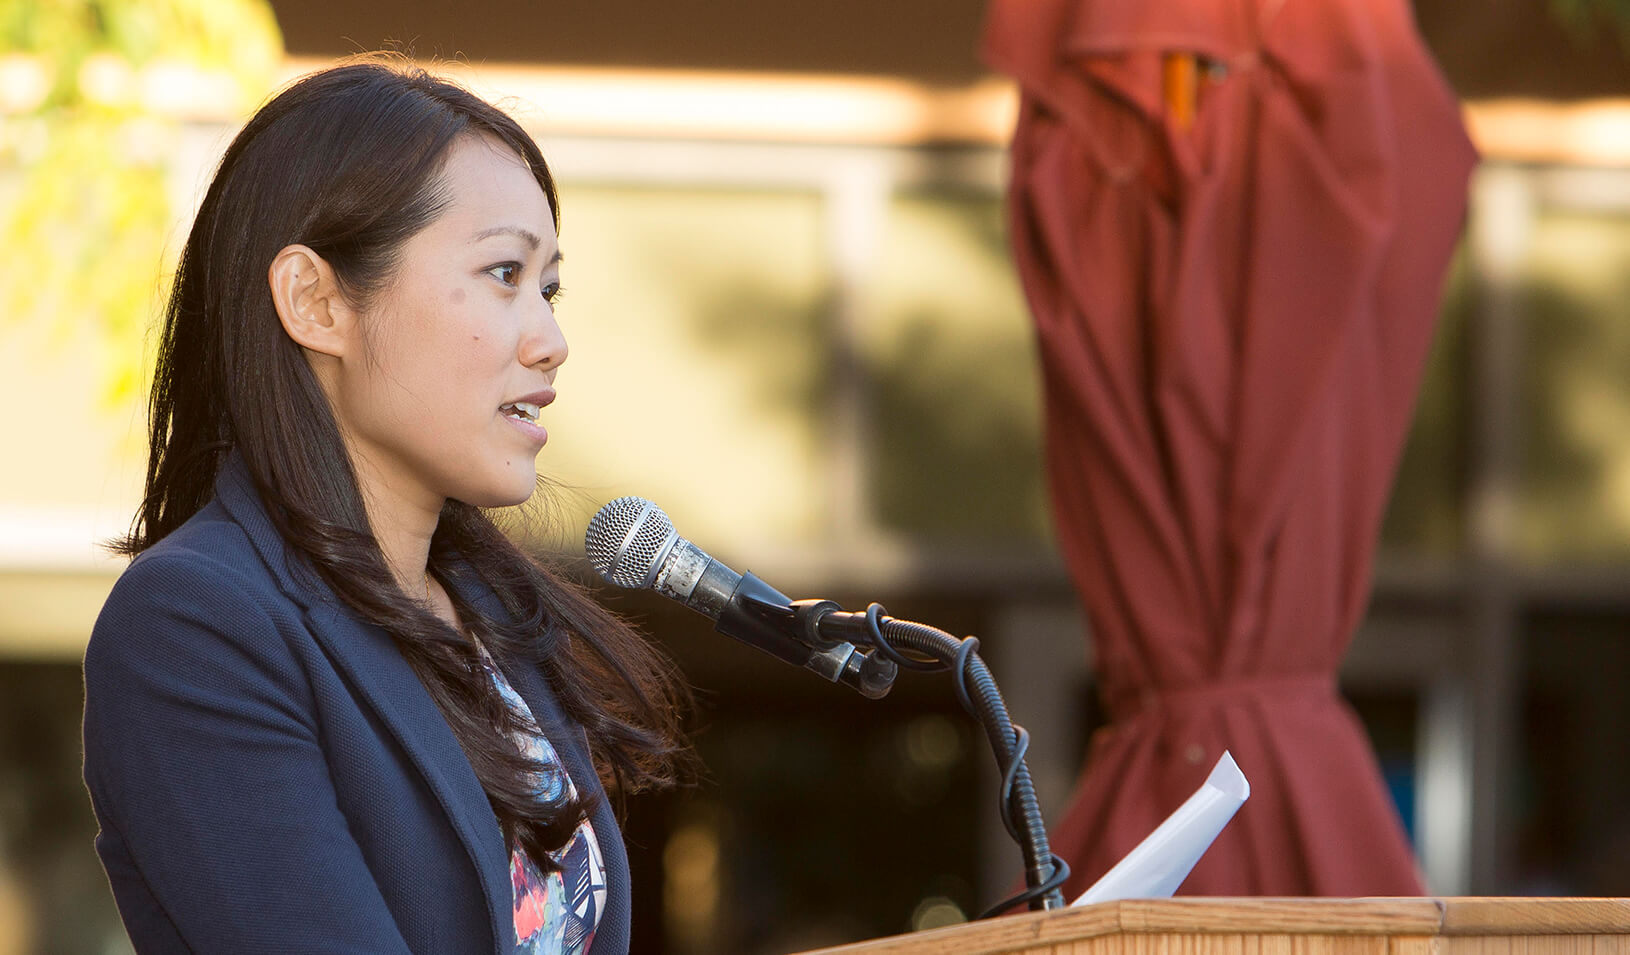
[{"xmin": 3, "ymin": 1, "xmax": 1630, "ymax": 951}]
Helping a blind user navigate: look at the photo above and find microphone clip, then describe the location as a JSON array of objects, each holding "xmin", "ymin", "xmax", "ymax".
[{"xmin": 719, "ymin": 580, "xmax": 897, "ymax": 700}]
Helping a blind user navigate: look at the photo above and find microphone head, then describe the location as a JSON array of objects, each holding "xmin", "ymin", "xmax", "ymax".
[{"xmin": 585, "ymin": 496, "xmax": 680, "ymax": 589}]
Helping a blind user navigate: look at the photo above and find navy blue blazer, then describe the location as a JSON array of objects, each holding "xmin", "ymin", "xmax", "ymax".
[{"xmin": 83, "ymin": 458, "xmax": 631, "ymax": 953}]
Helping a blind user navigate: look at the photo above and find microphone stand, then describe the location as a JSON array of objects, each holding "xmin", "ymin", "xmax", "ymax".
[
  {"xmin": 748, "ymin": 595, "xmax": 1071, "ymax": 915},
  {"xmin": 584, "ymin": 497, "xmax": 1068, "ymax": 911}
]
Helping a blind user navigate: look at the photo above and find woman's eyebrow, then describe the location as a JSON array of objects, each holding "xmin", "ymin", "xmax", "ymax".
[
  {"xmin": 470, "ymin": 226, "xmax": 563, "ymax": 267},
  {"xmin": 472, "ymin": 225, "xmax": 543, "ymax": 249}
]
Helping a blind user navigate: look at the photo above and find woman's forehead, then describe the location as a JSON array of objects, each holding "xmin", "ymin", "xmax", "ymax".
[{"xmin": 434, "ymin": 135, "xmax": 555, "ymax": 241}]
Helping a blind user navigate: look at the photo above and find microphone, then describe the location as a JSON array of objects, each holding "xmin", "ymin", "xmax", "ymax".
[{"xmin": 584, "ymin": 497, "xmax": 896, "ymax": 699}]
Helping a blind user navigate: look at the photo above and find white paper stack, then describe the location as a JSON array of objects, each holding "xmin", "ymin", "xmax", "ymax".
[{"xmin": 1071, "ymin": 751, "xmax": 1250, "ymax": 906}]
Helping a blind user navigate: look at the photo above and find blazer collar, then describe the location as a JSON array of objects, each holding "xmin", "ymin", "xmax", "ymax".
[
  {"xmin": 212, "ymin": 454, "xmax": 323, "ymax": 612},
  {"xmin": 212, "ymin": 453, "xmax": 514, "ymax": 952}
]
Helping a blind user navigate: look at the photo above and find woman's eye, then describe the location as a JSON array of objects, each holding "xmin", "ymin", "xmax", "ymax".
[
  {"xmin": 486, "ymin": 263, "xmax": 520, "ymax": 286},
  {"xmin": 543, "ymin": 282, "xmax": 564, "ymax": 305}
]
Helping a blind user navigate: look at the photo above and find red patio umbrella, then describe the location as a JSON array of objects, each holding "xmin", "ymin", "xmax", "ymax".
[{"xmin": 983, "ymin": 0, "xmax": 1475, "ymax": 895}]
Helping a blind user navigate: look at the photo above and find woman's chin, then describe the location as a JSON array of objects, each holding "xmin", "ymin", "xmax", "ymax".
[{"xmin": 458, "ymin": 471, "xmax": 539, "ymax": 510}]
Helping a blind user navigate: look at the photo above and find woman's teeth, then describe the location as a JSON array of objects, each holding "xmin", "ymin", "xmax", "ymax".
[{"xmin": 502, "ymin": 402, "xmax": 541, "ymax": 424}]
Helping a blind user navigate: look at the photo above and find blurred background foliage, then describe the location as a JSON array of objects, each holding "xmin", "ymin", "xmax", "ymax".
[
  {"xmin": 1552, "ymin": 0, "xmax": 1630, "ymax": 45},
  {"xmin": 0, "ymin": 0, "xmax": 282, "ymax": 405},
  {"xmin": 1517, "ymin": 211, "xmax": 1630, "ymax": 561}
]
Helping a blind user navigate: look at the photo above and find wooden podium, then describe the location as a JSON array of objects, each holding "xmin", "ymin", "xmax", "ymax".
[{"xmin": 796, "ymin": 898, "xmax": 1630, "ymax": 954}]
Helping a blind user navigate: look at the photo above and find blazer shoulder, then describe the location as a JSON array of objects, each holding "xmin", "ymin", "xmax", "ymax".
[
  {"xmin": 87, "ymin": 507, "xmax": 308, "ymax": 680},
  {"xmin": 126, "ymin": 500, "xmax": 267, "ymax": 580}
]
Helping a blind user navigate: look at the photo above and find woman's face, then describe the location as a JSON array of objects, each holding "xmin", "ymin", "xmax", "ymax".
[{"xmin": 329, "ymin": 133, "xmax": 567, "ymax": 515}]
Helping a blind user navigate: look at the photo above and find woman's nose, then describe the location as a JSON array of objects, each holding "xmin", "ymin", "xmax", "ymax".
[{"xmin": 522, "ymin": 305, "xmax": 568, "ymax": 371}]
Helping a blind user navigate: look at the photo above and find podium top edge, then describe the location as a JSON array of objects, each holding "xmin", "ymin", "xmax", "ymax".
[
  {"xmin": 1092, "ymin": 898, "xmax": 1446, "ymax": 936},
  {"xmin": 1101, "ymin": 898, "xmax": 1630, "ymax": 936},
  {"xmin": 1437, "ymin": 897, "xmax": 1630, "ymax": 935},
  {"xmin": 792, "ymin": 898, "xmax": 1630, "ymax": 955}
]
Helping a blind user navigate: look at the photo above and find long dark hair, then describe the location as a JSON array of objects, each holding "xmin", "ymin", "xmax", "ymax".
[{"xmin": 118, "ymin": 57, "xmax": 691, "ymax": 869}]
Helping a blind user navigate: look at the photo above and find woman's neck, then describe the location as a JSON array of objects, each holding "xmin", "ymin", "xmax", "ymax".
[{"xmin": 347, "ymin": 448, "xmax": 459, "ymax": 627}]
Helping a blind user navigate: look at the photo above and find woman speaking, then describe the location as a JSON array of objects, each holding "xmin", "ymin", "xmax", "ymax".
[{"xmin": 82, "ymin": 59, "xmax": 691, "ymax": 954}]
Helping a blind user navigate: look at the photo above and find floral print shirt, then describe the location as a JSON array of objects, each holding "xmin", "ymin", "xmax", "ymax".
[{"xmin": 476, "ymin": 646, "xmax": 607, "ymax": 954}]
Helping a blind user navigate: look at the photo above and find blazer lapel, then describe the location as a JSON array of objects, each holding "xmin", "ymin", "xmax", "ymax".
[
  {"xmin": 448, "ymin": 580, "xmax": 597, "ymax": 792},
  {"xmin": 454, "ymin": 578, "xmax": 632, "ymax": 955},
  {"xmin": 212, "ymin": 456, "xmax": 512, "ymax": 953},
  {"xmin": 302, "ymin": 604, "xmax": 512, "ymax": 950}
]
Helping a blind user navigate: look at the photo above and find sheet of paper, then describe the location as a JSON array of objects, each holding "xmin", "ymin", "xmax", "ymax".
[{"xmin": 1070, "ymin": 751, "xmax": 1250, "ymax": 905}]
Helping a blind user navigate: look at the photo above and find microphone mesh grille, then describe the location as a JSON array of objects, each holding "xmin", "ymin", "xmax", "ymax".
[{"xmin": 584, "ymin": 496, "xmax": 675, "ymax": 588}]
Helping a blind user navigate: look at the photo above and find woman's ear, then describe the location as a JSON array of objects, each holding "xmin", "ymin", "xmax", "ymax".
[{"xmin": 268, "ymin": 244, "xmax": 356, "ymax": 358}]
